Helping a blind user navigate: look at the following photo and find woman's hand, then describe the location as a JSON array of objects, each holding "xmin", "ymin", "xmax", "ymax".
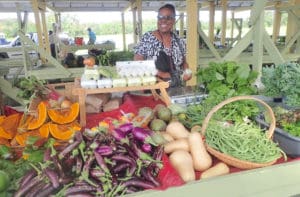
[{"xmin": 182, "ymin": 69, "xmax": 192, "ymax": 81}]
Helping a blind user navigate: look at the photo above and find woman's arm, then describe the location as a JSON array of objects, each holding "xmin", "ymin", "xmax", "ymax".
[{"xmin": 133, "ymin": 54, "xmax": 144, "ymax": 61}]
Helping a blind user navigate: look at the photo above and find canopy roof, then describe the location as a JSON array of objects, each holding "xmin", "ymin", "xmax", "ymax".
[{"xmin": 0, "ymin": 0, "xmax": 289, "ymax": 13}]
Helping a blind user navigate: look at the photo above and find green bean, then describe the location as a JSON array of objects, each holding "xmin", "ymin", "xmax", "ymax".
[{"xmin": 204, "ymin": 121, "xmax": 285, "ymax": 163}]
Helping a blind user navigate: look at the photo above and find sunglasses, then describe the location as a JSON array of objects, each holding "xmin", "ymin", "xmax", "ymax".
[{"xmin": 157, "ymin": 15, "xmax": 175, "ymax": 21}]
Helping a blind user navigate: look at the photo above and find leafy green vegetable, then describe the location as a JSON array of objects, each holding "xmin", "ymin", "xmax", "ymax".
[
  {"xmin": 182, "ymin": 61, "xmax": 259, "ymax": 128},
  {"xmin": 261, "ymin": 62, "xmax": 300, "ymax": 106}
]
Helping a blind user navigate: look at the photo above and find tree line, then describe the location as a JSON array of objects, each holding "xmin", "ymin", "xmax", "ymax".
[{"xmin": 0, "ymin": 11, "xmax": 287, "ymax": 40}]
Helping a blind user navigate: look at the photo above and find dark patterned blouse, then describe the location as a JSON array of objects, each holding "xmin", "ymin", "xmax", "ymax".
[{"xmin": 133, "ymin": 31, "xmax": 187, "ymax": 71}]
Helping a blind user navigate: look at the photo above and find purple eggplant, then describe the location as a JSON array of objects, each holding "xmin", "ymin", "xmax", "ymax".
[
  {"xmin": 118, "ymin": 123, "xmax": 134, "ymax": 134},
  {"xmin": 44, "ymin": 168, "xmax": 60, "ymax": 188},
  {"xmin": 131, "ymin": 127, "xmax": 158, "ymax": 146},
  {"xmin": 14, "ymin": 175, "xmax": 42, "ymax": 197},
  {"xmin": 65, "ymin": 185, "xmax": 97, "ymax": 196},
  {"xmin": 94, "ymin": 151, "xmax": 109, "ymax": 172},
  {"xmin": 95, "ymin": 145, "xmax": 113, "ymax": 156},
  {"xmin": 141, "ymin": 143, "xmax": 152, "ymax": 153},
  {"xmin": 19, "ymin": 169, "xmax": 37, "ymax": 189},
  {"xmin": 111, "ymin": 128, "xmax": 126, "ymax": 141},
  {"xmin": 122, "ymin": 178, "xmax": 156, "ymax": 189}
]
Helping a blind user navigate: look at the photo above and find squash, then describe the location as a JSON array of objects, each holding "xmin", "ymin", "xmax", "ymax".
[
  {"xmin": 83, "ymin": 57, "xmax": 96, "ymax": 67},
  {"xmin": 0, "ymin": 113, "xmax": 21, "ymax": 139},
  {"xmin": 0, "ymin": 137, "xmax": 10, "ymax": 146},
  {"xmin": 48, "ymin": 103, "xmax": 79, "ymax": 124},
  {"xmin": 15, "ymin": 129, "xmax": 40, "ymax": 146},
  {"xmin": 49, "ymin": 123, "xmax": 75, "ymax": 140},
  {"xmin": 27, "ymin": 102, "xmax": 48, "ymax": 130},
  {"xmin": 0, "ymin": 116, "xmax": 5, "ymax": 125},
  {"xmin": 39, "ymin": 122, "xmax": 50, "ymax": 138},
  {"xmin": 18, "ymin": 114, "xmax": 34, "ymax": 133}
]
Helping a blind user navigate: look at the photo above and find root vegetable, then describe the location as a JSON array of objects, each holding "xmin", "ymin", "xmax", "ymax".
[
  {"xmin": 166, "ymin": 121, "xmax": 189, "ymax": 139},
  {"xmin": 200, "ymin": 162, "xmax": 230, "ymax": 179},
  {"xmin": 169, "ymin": 150, "xmax": 195, "ymax": 183},
  {"xmin": 188, "ymin": 131, "xmax": 212, "ymax": 171},
  {"xmin": 164, "ymin": 138, "xmax": 189, "ymax": 154}
]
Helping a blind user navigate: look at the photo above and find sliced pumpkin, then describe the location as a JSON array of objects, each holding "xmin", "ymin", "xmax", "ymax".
[
  {"xmin": 15, "ymin": 129, "xmax": 40, "ymax": 146},
  {"xmin": 39, "ymin": 122, "xmax": 50, "ymax": 138},
  {"xmin": 48, "ymin": 103, "xmax": 79, "ymax": 124},
  {"xmin": 49, "ymin": 123, "xmax": 75, "ymax": 140},
  {"xmin": 18, "ymin": 114, "xmax": 34, "ymax": 133},
  {"xmin": 27, "ymin": 102, "xmax": 48, "ymax": 130},
  {"xmin": 0, "ymin": 137, "xmax": 10, "ymax": 146},
  {"xmin": 0, "ymin": 127, "xmax": 12, "ymax": 139},
  {"xmin": 0, "ymin": 113, "xmax": 21, "ymax": 138},
  {"xmin": 0, "ymin": 115, "xmax": 5, "ymax": 125}
]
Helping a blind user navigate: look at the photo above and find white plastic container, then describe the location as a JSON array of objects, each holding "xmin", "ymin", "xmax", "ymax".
[
  {"xmin": 127, "ymin": 77, "xmax": 142, "ymax": 86},
  {"xmin": 81, "ymin": 77, "xmax": 97, "ymax": 89},
  {"xmin": 97, "ymin": 78, "xmax": 113, "ymax": 88},
  {"xmin": 112, "ymin": 78, "xmax": 127, "ymax": 87}
]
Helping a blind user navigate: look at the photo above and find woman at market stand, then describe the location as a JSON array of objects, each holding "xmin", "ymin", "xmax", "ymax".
[{"xmin": 133, "ymin": 3, "xmax": 192, "ymax": 88}]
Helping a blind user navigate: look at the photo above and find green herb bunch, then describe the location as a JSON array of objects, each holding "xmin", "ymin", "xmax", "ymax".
[
  {"xmin": 261, "ymin": 62, "xmax": 300, "ymax": 107},
  {"xmin": 182, "ymin": 61, "xmax": 259, "ymax": 128},
  {"xmin": 14, "ymin": 75, "xmax": 48, "ymax": 102}
]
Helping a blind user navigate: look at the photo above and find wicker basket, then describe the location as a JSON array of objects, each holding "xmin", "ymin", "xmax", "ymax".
[{"xmin": 201, "ymin": 95, "xmax": 277, "ymax": 169}]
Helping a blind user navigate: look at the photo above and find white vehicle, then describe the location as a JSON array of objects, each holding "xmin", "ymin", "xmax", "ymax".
[{"xmin": 0, "ymin": 34, "xmax": 38, "ymax": 59}]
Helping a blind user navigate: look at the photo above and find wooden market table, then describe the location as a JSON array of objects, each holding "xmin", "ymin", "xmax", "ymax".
[{"xmin": 72, "ymin": 80, "xmax": 171, "ymax": 127}]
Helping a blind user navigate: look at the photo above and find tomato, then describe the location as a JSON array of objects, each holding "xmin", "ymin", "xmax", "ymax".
[{"xmin": 0, "ymin": 170, "xmax": 9, "ymax": 192}]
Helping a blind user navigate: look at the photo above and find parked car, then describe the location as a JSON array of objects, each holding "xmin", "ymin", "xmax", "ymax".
[{"xmin": 0, "ymin": 33, "xmax": 38, "ymax": 59}]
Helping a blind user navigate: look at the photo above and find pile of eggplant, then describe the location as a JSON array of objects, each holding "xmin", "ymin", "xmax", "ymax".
[{"xmin": 14, "ymin": 123, "xmax": 163, "ymax": 197}]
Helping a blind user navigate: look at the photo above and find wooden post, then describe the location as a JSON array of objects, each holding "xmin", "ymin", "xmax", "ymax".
[
  {"xmin": 272, "ymin": 1, "xmax": 282, "ymax": 43},
  {"xmin": 136, "ymin": 0, "xmax": 142, "ymax": 40},
  {"xmin": 221, "ymin": 0, "xmax": 227, "ymax": 46},
  {"xmin": 121, "ymin": 12, "xmax": 127, "ymax": 51},
  {"xmin": 209, "ymin": 1, "xmax": 215, "ymax": 43},
  {"xmin": 179, "ymin": 12, "xmax": 185, "ymax": 38},
  {"xmin": 186, "ymin": 0, "xmax": 198, "ymax": 86}
]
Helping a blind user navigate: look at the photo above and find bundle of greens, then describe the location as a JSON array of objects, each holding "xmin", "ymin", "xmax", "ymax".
[
  {"xmin": 261, "ymin": 62, "xmax": 300, "ymax": 107},
  {"xmin": 182, "ymin": 61, "xmax": 259, "ymax": 128}
]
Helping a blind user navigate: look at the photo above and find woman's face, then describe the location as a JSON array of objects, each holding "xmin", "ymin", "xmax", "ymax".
[{"xmin": 157, "ymin": 8, "xmax": 175, "ymax": 33}]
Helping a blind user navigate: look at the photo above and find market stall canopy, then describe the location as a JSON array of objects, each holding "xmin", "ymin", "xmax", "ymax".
[{"xmin": 0, "ymin": 0, "xmax": 290, "ymax": 13}]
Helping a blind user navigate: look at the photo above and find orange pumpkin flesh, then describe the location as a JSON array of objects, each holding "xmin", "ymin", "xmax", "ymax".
[
  {"xmin": 15, "ymin": 129, "xmax": 40, "ymax": 146},
  {"xmin": 49, "ymin": 123, "xmax": 75, "ymax": 140},
  {"xmin": 48, "ymin": 103, "xmax": 79, "ymax": 124},
  {"xmin": 0, "ymin": 113, "xmax": 21, "ymax": 139},
  {"xmin": 27, "ymin": 102, "xmax": 48, "ymax": 130},
  {"xmin": 39, "ymin": 122, "xmax": 50, "ymax": 138}
]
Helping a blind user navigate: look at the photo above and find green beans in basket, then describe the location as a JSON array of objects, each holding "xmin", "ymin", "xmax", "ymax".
[{"xmin": 205, "ymin": 121, "xmax": 286, "ymax": 164}]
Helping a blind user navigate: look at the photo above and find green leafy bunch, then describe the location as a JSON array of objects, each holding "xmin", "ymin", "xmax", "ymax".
[
  {"xmin": 197, "ymin": 61, "xmax": 258, "ymax": 95},
  {"xmin": 182, "ymin": 61, "xmax": 260, "ymax": 128},
  {"xmin": 261, "ymin": 62, "xmax": 300, "ymax": 106},
  {"xmin": 13, "ymin": 75, "xmax": 48, "ymax": 101}
]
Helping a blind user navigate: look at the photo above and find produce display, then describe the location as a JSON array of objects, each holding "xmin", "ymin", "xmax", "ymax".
[
  {"xmin": 1, "ymin": 59, "xmax": 299, "ymax": 196},
  {"xmin": 80, "ymin": 59, "xmax": 157, "ymax": 89}
]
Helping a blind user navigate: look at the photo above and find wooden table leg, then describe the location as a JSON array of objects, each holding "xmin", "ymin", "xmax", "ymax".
[
  {"xmin": 159, "ymin": 87, "xmax": 171, "ymax": 106},
  {"xmin": 78, "ymin": 90, "xmax": 87, "ymax": 127}
]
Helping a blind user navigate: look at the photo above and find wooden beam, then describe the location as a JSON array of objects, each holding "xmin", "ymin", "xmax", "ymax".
[
  {"xmin": 198, "ymin": 25, "xmax": 221, "ymax": 60},
  {"xmin": 221, "ymin": 0, "xmax": 227, "ymax": 46},
  {"xmin": 208, "ymin": 1, "xmax": 215, "ymax": 43},
  {"xmin": 272, "ymin": 1, "xmax": 282, "ymax": 43},
  {"xmin": 263, "ymin": 30, "xmax": 285, "ymax": 65},
  {"xmin": 121, "ymin": 12, "xmax": 126, "ymax": 51},
  {"xmin": 186, "ymin": 0, "xmax": 198, "ymax": 86},
  {"xmin": 223, "ymin": 28, "xmax": 253, "ymax": 61},
  {"xmin": 0, "ymin": 78, "xmax": 25, "ymax": 106},
  {"xmin": 252, "ymin": 0, "xmax": 267, "ymax": 88}
]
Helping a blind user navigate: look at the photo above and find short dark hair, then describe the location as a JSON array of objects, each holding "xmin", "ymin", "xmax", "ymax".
[{"xmin": 158, "ymin": 4, "xmax": 176, "ymax": 16}]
